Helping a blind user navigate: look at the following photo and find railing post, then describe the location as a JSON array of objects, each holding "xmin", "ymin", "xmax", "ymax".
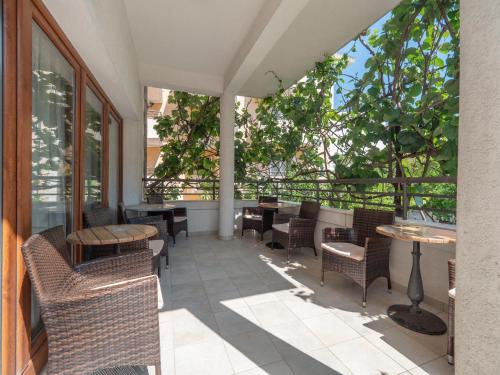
[
  {"xmin": 256, "ymin": 181, "xmax": 260, "ymax": 200},
  {"xmin": 402, "ymin": 182, "xmax": 408, "ymax": 220},
  {"xmin": 316, "ymin": 181, "xmax": 320, "ymax": 203},
  {"xmin": 212, "ymin": 180, "xmax": 216, "ymax": 200}
]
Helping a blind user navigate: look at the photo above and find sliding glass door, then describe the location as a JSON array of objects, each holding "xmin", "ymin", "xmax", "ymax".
[
  {"xmin": 84, "ymin": 87, "xmax": 103, "ymax": 208},
  {"xmin": 31, "ymin": 21, "xmax": 75, "ymax": 335}
]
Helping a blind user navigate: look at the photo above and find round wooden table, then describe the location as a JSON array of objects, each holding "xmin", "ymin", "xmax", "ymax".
[
  {"xmin": 376, "ymin": 224, "xmax": 456, "ymax": 335},
  {"xmin": 67, "ymin": 224, "xmax": 158, "ymax": 253},
  {"xmin": 126, "ymin": 203, "xmax": 176, "ymax": 213}
]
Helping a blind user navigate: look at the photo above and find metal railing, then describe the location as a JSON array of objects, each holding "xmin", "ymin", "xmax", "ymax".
[{"xmin": 143, "ymin": 176, "xmax": 457, "ymax": 223}]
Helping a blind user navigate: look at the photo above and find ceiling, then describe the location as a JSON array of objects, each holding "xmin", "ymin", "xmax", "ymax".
[{"xmin": 123, "ymin": 0, "xmax": 400, "ymax": 98}]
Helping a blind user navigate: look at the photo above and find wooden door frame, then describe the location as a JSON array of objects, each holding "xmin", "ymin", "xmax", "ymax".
[{"xmin": 1, "ymin": 0, "xmax": 124, "ymax": 372}]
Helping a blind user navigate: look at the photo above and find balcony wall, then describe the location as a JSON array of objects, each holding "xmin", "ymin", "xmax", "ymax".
[{"xmin": 165, "ymin": 199, "xmax": 455, "ymax": 308}]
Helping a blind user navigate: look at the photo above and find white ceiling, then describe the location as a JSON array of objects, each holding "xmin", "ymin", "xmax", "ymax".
[
  {"xmin": 123, "ymin": 0, "xmax": 400, "ymax": 98},
  {"xmin": 42, "ymin": 0, "xmax": 400, "ymax": 119}
]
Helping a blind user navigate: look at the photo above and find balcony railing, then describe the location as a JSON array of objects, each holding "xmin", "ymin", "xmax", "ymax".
[{"xmin": 143, "ymin": 176, "xmax": 457, "ymax": 223}]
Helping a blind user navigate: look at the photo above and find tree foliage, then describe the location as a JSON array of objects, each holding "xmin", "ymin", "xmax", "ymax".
[{"xmin": 153, "ymin": 0, "xmax": 459, "ymax": 183}]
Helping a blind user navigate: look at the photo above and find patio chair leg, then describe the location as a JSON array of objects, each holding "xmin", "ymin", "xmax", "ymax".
[
  {"xmin": 287, "ymin": 248, "xmax": 291, "ymax": 264},
  {"xmin": 387, "ymin": 275, "xmax": 392, "ymax": 293},
  {"xmin": 166, "ymin": 256, "xmax": 169, "ymax": 269},
  {"xmin": 362, "ymin": 288, "xmax": 367, "ymax": 308},
  {"xmin": 186, "ymin": 230, "xmax": 189, "ymax": 238},
  {"xmin": 321, "ymin": 269, "xmax": 325, "ymax": 286},
  {"xmin": 261, "ymin": 231, "xmax": 264, "ymax": 241},
  {"xmin": 173, "ymin": 236, "xmax": 176, "ymax": 245},
  {"xmin": 313, "ymin": 246, "xmax": 318, "ymax": 257},
  {"xmin": 241, "ymin": 227, "xmax": 244, "ymax": 237},
  {"xmin": 157, "ymin": 265, "xmax": 161, "ymax": 278}
]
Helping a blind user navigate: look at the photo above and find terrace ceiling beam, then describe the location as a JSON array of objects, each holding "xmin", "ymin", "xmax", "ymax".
[{"xmin": 223, "ymin": 0, "xmax": 309, "ymax": 95}]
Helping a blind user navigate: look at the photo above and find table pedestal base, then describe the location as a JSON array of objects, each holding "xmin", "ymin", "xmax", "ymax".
[
  {"xmin": 388, "ymin": 304, "xmax": 447, "ymax": 335},
  {"xmin": 265, "ymin": 242, "xmax": 284, "ymax": 249}
]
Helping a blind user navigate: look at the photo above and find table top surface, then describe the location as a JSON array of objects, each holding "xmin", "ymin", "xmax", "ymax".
[
  {"xmin": 376, "ymin": 224, "xmax": 456, "ymax": 244},
  {"xmin": 258, "ymin": 202, "xmax": 296, "ymax": 209},
  {"xmin": 126, "ymin": 203, "xmax": 176, "ymax": 211},
  {"xmin": 67, "ymin": 224, "xmax": 158, "ymax": 246}
]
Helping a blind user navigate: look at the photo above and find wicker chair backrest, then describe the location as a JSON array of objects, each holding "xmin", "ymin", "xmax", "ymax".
[
  {"xmin": 147, "ymin": 195, "xmax": 164, "ymax": 204},
  {"xmin": 448, "ymin": 259, "xmax": 456, "ymax": 290},
  {"xmin": 128, "ymin": 215, "xmax": 165, "ymax": 240},
  {"xmin": 118, "ymin": 202, "xmax": 128, "ymax": 224},
  {"xmin": 21, "ymin": 226, "xmax": 76, "ymax": 302},
  {"xmin": 258, "ymin": 196, "xmax": 278, "ymax": 204},
  {"xmin": 352, "ymin": 208, "xmax": 395, "ymax": 247},
  {"xmin": 83, "ymin": 207, "xmax": 114, "ymax": 228},
  {"xmin": 298, "ymin": 201, "xmax": 321, "ymax": 220}
]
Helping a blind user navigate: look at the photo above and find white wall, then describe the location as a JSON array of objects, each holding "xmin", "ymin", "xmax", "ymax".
[
  {"xmin": 122, "ymin": 119, "xmax": 144, "ymax": 205},
  {"xmin": 457, "ymin": 1, "xmax": 500, "ymax": 373}
]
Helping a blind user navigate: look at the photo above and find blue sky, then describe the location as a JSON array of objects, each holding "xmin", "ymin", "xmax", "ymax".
[{"xmin": 332, "ymin": 12, "xmax": 391, "ymax": 108}]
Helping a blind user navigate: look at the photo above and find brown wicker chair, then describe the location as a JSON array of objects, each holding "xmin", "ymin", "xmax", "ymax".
[
  {"xmin": 321, "ymin": 207, "xmax": 395, "ymax": 307},
  {"xmin": 118, "ymin": 202, "xmax": 129, "ymax": 224},
  {"xmin": 271, "ymin": 201, "xmax": 321, "ymax": 263},
  {"xmin": 83, "ymin": 207, "xmax": 116, "ymax": 259},
  {"xmin": 21, "ymin": 226, "xmax": 161, "ymax": 375},
  {"xmin": 147, "ymin": 195, "xmax": 164, "ymax": 204},
  {"xmin": 164, "ymin": 208, "xmax": 188, "ymax": 244},
  {"xmin": 241, "ymin": 196, "xmax": 278, "ymax": 240},
  {"xmin": 128, "ymin": 215, "xmax": 169, "ymax": 272},
  {"xmin": 447, "ymin": 258, "xmax": 455, "ymax": 365}
]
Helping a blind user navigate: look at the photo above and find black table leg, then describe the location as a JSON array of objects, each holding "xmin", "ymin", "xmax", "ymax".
[{"xmin": 387, "ymin": 241, "xmax": 447, "ymax": 335}]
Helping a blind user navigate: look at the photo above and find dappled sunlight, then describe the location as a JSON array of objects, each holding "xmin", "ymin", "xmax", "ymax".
[{"xmin": 154, "ymin": 233, "xmax": 451, "ymax": 374}]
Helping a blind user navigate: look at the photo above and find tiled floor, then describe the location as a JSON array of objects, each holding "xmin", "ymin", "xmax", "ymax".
[{"xmin": 154, "ymin": 232, "xmax": 453, "ymax": 375}]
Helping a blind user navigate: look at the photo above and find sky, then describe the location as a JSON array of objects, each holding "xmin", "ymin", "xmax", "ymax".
[{"xmin": 332, "ymin": 12, "xmax": 391, "ymax": 108}]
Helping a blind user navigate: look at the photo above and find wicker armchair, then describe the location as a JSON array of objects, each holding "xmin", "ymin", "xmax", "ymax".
[
  {"xmin": 321, "ymin": 208, "xmax": 395, "ymax": 307},
  {"xmin": 164, "ymin": 207, "xmax": 188, "ymax": 244},
  {"xmin": 271, "ymin": 201, "xmax": 320, "ymax": 263},
  {"xmin": 241, "ymin": 196, "xmax": 278, "ymax": 240},
  {"xmin": 118, "ymin": 202, "xmax": 129, "ymax": 224},
  {"xmin": 21, "ymin": 226, "xmax": 161, "ymax": 375},
  {"xmin": 128, "ymin": 215, "xmax": 169, "ymax": 272},
  {"xmin": 447, "ymin": 258, "xmax": 456, "ymax": 365},
  {"xmin": 147, "ymin": 195, "xmax": 164, "ymax": 204},
  {"xmin": 83, "ymin": 207, "xmax": 116, "ymax": 259}
]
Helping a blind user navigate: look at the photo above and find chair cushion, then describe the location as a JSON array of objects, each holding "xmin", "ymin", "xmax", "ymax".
[
  {"xmin": 322, "ymin": 242, "xmax": 365, "ymax": 261},
  {"xmin": 449, "ymin": 288, "xmax": 455, "ymax": 299},
  {"xmin": 272, "ymin": 223, "xmax": 289, "ymax": 234},
  {"xmin": 174, "ymin": 216, "xmax": 187, "ymax": 223},
  {"xmin": 150, "ymin": 240, "xmax": 164, "ymax": 256},
  {"xmin": 243, "ymin": 214, "xmax": 263, "ymax": 220}
]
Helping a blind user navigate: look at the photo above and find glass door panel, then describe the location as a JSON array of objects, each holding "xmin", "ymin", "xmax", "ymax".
[
  {"xmin": 109, "ymin": 116, "xmax": 119, "ymax": 218},
  {"xmin": 84, "ymin": 87, "xmax": 103, "ymax": 208},
  {"xmin": 31, "ymin": 22, "xmax": 75, "ymax": 335}
]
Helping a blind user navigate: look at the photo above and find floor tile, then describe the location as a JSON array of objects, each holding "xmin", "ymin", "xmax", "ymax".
[
  {"xmin": 266, "ymin": 320, "xmax": 324, "ymax": 359},
  {"xmin": 174, "ymin": 338, "xmax": 233, "ymax": 375},
  {"xmin": 285, "ymin": 347, "xmax": 354, "ymax": 375},
  {"xmin": 408, "ymin": 356, "xmax": 454, "ymax": 375},
  {"xmin": 365, "ymin": 327, "xmax": 441, "ymax": 370},
  {"xmin": 329, "ymin": 337, "xmax": 406, "ymax": 375},
  {"xmin": 302, "ymin": 313, "xmax": 361, "ymax": 346},
  {"xmin": 215, "ymin": 306, "xmax": 260, "ymax": 337},
  {"xmin": 235, "ymin": 361, "xmax": 294, "ymax": 375},
  {"xmin": 224, "ymin": 330, "xmax": 283, "ymax": 373},
  {"xmin": 250, "ymin": 301, "xmax": 298, "ymax": 328}
]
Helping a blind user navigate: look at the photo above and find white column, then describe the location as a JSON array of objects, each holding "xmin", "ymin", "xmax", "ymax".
[
  {"xmin": 218, "ymin": 91, "xmax": 236, "ymax": 240},
  {"xmin": 456, "ymin": 1, "xmax": 500, "ymax": 373}
]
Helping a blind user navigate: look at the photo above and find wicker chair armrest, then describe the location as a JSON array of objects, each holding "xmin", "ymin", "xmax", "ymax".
[
  {"xmin": 76, "ymin": 249, "xmax": 153, "ymax": 278},
  {"xmin": 364, "ymin": 237, "xmax": 392, "ymax": 257},
  {"xmin": 242, "ymin": 206, "xmax": 262, "ymax": 215},
  {"xmin": 323, "ymin": 227, "xmax": 353, "ymax": 242},
  {"xmin": 45, "ymin": 274, "xmax": 158, "ymax": 330},
  {"xmin": 274, "ymin": 213, "xmax": 296, "ymax": 224}
]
